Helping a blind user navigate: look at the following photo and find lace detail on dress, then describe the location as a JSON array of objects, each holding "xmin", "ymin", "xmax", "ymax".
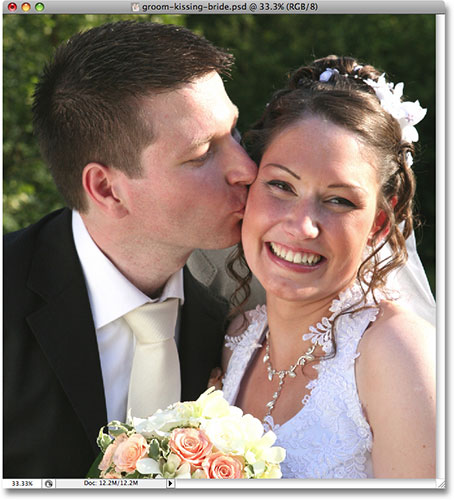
[
  {"xmin": 224, "ymin": 305, "xmax": 267, "ymax": 350},
  {"xmin": 222, "ymin": 305, "xmax": 267, "ymax": 405},
  {"xmin": 304, "ymin": 315, "xmax": 334, "ymax": 354},
  {"xmin": 222, "ymin": 281, "xmax": 385, "ymax": 478}
]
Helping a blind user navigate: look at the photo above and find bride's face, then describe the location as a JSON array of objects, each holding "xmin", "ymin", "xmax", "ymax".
[{"xmin": 242, "ymin": 117, "xmax": 382, "ymax": 303}]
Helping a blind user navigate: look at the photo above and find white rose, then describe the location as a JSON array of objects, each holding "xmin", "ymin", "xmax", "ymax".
[
  {"xmin": 133, "ymin": 403, "xmax": 195, "ymax": 437},
  {"xmin": 202, "ymin": 415, "xmax": 247, "ymax": 454},
  {"xmin": 195, "ymin": 388, "xmax": 232, "ymax": 419}
]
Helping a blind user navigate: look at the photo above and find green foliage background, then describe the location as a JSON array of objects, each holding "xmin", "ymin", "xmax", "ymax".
[{"xmin": 3, "ymin": 13, "xmax": 436, "ymax": 291}]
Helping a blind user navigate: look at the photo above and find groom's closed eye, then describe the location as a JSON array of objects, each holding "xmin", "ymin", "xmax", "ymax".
[{"xmin": 187, "ymin": 147, "xmax": 214, "ymax": 165}]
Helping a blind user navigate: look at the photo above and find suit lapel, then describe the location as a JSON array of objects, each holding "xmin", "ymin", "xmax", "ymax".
[
  {"xmin": 26, "ymin": 209, "xmax": 107, "ymax": 454},
  {"xmin": 178, "ymin": 268, "xmax": 228, "ymax": 401},
  {"xmin": 24, "ymin": 210, "xmax": 228, "ymax": 433}
]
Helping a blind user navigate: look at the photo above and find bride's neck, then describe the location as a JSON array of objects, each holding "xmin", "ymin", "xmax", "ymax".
[{"xmin": 265, "ymin": 292, "xmax": 337, "ymax": 342}]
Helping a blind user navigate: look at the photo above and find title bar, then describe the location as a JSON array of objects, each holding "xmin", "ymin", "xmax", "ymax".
[{"xmin": 3, "ymin": 1, "xmax": 446, "ymax": 15}]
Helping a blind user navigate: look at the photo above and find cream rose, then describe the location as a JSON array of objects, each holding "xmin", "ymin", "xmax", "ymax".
[
  {"xmin": 169, "ymin": 428, "xmax": 213, "ymax": 470},
  {"xmin": 202, "ymin": 452, "xmax": 244, "ymax": 479},
  {"xmin": 113, "ymin": 433, "xmax": 149, "ymax": 474}
]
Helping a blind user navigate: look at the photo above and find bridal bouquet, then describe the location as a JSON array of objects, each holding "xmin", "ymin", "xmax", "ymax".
[{"xmin": 88, "ymin": 388, "xmax": 285, "ymax": 479}]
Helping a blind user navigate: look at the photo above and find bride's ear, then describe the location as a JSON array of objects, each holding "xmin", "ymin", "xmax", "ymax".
[
  {"xmin": 82, "ymin": 163, "xmax": 129, "ymax": 218},
  {"xmin": 368, "ymin": 196, "xmax": 398, "ymax": 245}
]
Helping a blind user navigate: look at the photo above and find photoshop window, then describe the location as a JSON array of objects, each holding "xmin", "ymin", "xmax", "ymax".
[{"xmin": 2, "ymin": 0, "xmax": 445, "ymax": 491}]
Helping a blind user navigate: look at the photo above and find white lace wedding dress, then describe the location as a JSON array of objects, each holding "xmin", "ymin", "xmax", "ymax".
[{"xmin": 222, "ymin": 282, "xmax": 385, "ymax": 479}]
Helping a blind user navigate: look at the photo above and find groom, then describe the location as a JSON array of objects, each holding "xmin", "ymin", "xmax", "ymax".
[{"xmin": 3, "ymin": 21, "xmax": 258, "ymax": 479}]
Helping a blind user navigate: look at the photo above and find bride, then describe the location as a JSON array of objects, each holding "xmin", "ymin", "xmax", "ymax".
[{"xmin": 220, "ymin": 56, "xmax": 436, "ymax": 479}]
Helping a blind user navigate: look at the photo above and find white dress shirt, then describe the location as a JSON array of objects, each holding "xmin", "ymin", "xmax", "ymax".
[{"xmin": 72, "ymin": 211, "xmax": 184, "ymax": 423}]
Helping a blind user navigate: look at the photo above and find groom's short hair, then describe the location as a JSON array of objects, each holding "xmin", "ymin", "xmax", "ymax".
[{"xmin": 32, "ymin": 21, "xmax": 234, "ymax": 211}]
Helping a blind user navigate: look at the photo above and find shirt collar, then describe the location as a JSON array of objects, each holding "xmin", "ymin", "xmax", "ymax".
[{"xmin": 72, "ymin": 211, "xmax": 184, "ymax": 329}]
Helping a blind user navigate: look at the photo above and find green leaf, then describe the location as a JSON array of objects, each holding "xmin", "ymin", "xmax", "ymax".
[
  {"xmin": 86, "ymin": 453, "xmax": 103, "ymax": 478},
  {"xmin": 160, "ymin": 438, "xmax": 170, "ymax": 457},
  {"xmin": 125, "ymin": 470, "xmax": 142, "ymax": 479},
  {"xmin": 148, "ymin": 439, "xmax": 161, "ymax": 461},
  {"xmin": 106, "ymin": 420, "xmax": 134, "ymax": 437},
  {"xmin": 96, "ymin": 427, "xmax": 113, "ymax": 453}
]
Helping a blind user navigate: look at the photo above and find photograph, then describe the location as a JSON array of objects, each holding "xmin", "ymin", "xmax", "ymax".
[{"xmin": 3, "ymin": 10, "xmax": 438, "ymax": 483}]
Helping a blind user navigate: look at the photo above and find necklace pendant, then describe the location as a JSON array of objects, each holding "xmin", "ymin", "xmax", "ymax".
[
  {"xmin": 262, "ymin": 322, "xmax": 330, "ymax": 425},
  {"xmin": 305, "ymin": 351, "xmax": 315, "ymax": 363}
]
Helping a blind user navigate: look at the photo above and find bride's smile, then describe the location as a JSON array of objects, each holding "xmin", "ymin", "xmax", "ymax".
[{"xmin": 268, "ymin": 241, "xmax": 323, "ymax": 266}]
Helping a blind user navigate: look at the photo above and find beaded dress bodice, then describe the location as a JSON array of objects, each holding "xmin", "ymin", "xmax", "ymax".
[{"xmin": 222, "ymin": 283, "xmax": 384, "ymax": 479}]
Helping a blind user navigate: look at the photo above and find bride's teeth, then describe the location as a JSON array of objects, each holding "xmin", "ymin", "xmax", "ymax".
[{"xmin": 270, "ymin": 243, "xmax": 321, "ymax": 266}]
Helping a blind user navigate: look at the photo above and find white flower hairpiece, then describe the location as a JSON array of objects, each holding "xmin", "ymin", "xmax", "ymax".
[
  {"xmin": 319, "ymin": 68, "xmax": 427, "ymax": 166},
  {"xmin": 319, "ymin": 68, "xmax": 339, "ymax": 82},
  {"xmin": 363, "ymin": 73, "xmax": 427, "ymax": 144}
]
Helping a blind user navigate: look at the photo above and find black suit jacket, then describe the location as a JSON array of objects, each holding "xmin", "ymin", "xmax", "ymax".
[{"xmin": 3, "ymin": 208, "xmax": 229, "ymax": 479}]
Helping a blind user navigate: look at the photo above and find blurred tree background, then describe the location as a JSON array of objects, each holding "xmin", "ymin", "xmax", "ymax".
[{"xmin": 3, "ymin": 13, "xmax": 436, "ymax": 292}]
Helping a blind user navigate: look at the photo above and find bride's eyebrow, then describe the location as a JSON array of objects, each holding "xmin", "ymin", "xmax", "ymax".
[
  {"xmin": 262, "ymin": 163, "xmax": 301, "ymax": 180},
  {"xmin": 328, "ymin": 183, "xmax": 367, "ymax": 194}
]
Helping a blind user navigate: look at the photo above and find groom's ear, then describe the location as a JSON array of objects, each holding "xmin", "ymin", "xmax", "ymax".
[{"xmin": 82, "ymin": 163, "xmax": 129, "ymax": 218}]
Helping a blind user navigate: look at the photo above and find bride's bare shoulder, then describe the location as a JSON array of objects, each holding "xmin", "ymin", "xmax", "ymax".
[
  {"xmin": 360, "ymin": 300, "xmax": 435, "ymax": 351},
  {"xmin": 357, "ymin": 299, "xmax": 435, "ymax": 399},
  {"xmin": 355, "ymin": 300, "xmax": 436, "ymax": 477}
]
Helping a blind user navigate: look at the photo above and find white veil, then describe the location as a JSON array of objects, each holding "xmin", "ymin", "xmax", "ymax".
[{"xmin": 379, "ymin": 231, "xmax": 436, "ymax": 326}]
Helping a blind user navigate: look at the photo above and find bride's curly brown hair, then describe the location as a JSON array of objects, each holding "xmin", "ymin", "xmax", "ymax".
[{"xmin": 228, "ymin": 55, "xmax": 419, "ymax": 323}]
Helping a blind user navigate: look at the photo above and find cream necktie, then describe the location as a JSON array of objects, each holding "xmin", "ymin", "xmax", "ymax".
[{"xmin": 124, "ymin": 298, "xmax": 181, "ymax": 418}]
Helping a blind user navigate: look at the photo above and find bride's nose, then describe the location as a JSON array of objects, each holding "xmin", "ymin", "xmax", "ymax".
[{"xmin": 283, "ymin": 201, "xmax": 320, "ymax": 240}]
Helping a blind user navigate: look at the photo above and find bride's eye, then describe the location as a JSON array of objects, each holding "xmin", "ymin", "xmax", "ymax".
[
  {"xmin": 267, "ymin": 180, "xmax": 295, "ymax": 194},
  {"xmin": 327, "ymin": 197, "xmax": 356, "ymax": 208}
]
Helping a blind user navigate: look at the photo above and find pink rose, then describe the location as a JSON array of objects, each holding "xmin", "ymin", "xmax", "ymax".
[
  {"xmin": 202, "ymin": 452, "xmax": 244, "ymax": 479},
  {"xmin": 169, "ymin": 428, "xmax": 213, "ymax": 470},
  {"xmin": 113, "ymin": 434, "xmax": 149, "ymax": 474},
  {"xmin": 98, "ymin": 433, "xmax": 128, "ymax": 472}
]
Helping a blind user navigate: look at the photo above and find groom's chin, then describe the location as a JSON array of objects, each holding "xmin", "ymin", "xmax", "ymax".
[{"xmin": 205, "ymin": 224, "xmax": 243, "ymax": 251}]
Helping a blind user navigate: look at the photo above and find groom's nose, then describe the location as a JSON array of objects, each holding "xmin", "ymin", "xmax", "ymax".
[{"xmin": 224, "ymin": 138, "xmax": 258, "ymax": 187}]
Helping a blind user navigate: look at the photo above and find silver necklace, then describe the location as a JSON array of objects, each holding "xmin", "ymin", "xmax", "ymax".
[{"xmin": 262, "ymin": 326, "xmax": 320, "ymax": 421}]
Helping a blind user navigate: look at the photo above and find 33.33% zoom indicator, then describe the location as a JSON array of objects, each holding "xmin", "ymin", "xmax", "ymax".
[{"xmin": 258, "ymin": 2, "xmax": 319, "ymax": 11}]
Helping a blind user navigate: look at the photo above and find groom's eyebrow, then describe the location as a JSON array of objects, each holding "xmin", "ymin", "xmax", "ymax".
[
  {"xmin": 184, "ymin": 110, "xmax": 240, "ymax": 153},
  {"xmin": 188, "ymin": 135, "xmax": 214, "ymax": 150},
  {"xmin": 178, "ymin": 135, "xmax": 214, "ymax": 161}
]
